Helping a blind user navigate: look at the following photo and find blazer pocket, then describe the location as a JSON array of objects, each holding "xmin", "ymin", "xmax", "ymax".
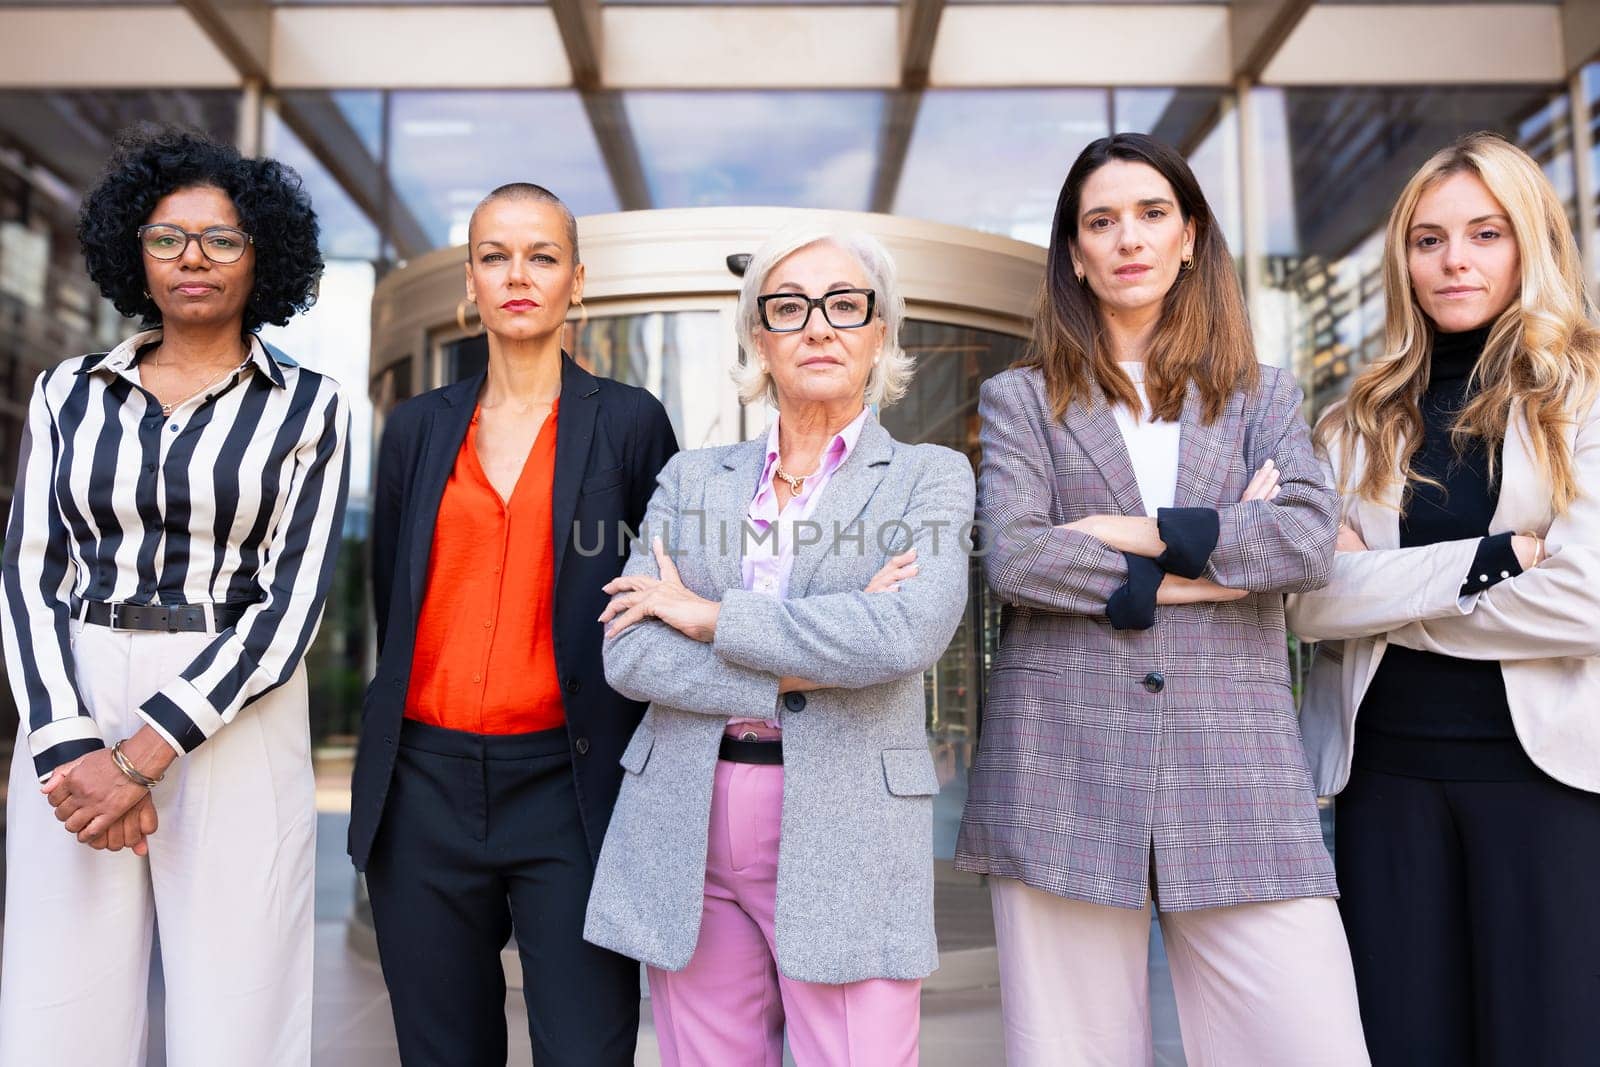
[
  {"xmin": 619, "ymin": 724, "xmax": 655, "ymax": 774},
  {"xmin": 583, "ymin": 466, "xmax": 626, "ymax": 495},
  {"xmin": 882, "ymin": 747, "xmax": 940, "ymax": 797}
]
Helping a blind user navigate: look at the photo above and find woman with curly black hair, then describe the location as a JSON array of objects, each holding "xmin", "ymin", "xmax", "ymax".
[{"xmin": 0, "ymin": 123, "xmax": 348, "ymax": 1065}]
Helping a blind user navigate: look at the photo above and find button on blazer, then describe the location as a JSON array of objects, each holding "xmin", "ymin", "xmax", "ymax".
[
  {"xmin": 955, "ymin": 365, "xmax": 1341, "ymax": 912},
  {"xmin": 582, "ymin": 416, "xmax": 975, "ymax": 984}
]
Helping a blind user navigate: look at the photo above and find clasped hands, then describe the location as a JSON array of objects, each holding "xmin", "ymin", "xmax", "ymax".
[
  {"xmin": 39, "ymin": 729, "xmax": 175, "ymax": 855},
  {"xmin": 1063, "ymin": 460, "xmax": 1284, "ymax": 604}
]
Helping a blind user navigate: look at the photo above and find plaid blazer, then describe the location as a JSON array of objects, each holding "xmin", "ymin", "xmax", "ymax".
[{"xmin": 954, "ymin": 365, "xmax": 1340, "ymax": 911}]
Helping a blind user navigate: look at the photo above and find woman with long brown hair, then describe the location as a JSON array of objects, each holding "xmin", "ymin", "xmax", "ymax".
[
  {"xmin": 956, "ymin": 132, "xmax": 1368, "ymax": 1065},
  {"xmin": 1289, "ymin": 132, "xmax": 1600, "ymax": 1064}
]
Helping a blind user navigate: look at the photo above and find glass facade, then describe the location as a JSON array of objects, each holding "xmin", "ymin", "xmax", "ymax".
[
  {"xmin": 3, "ymin": 72, "xmax": 1597, "ymax": 795},
  {"xmin": 895, "ymin": 88, "xmax": 1239, "ymax": 249},
  {"xmin": 1250, "ymin": 84, "xmax": 1577, "ymax": 412},
  {"xmin": 1, "ymin": 15, "xmax": 1598, "ymax": 1032}
]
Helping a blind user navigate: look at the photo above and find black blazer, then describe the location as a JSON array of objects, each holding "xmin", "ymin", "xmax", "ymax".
[{"xmin": 348, "ymin": 355, "xmax": 679, "ymax": 870}]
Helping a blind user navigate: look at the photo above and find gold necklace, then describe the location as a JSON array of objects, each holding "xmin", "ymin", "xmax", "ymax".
[
  {"xmin": 149, "ymin": 351, "xmax": 250, "ymax": 417},
  {"xmin": 774, "ymin": 459, "xmax": 820, "ymax": 495}
]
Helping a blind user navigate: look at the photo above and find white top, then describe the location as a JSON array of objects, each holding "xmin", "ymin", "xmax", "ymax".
[{"xmin": 1109, "ymin": 361, "xmax": 1180, "ymax": 515}]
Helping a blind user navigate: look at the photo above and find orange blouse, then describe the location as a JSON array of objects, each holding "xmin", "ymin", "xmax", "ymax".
[{"xmin": 405, "ymin": 401, "xmax": 566, "ymax": 734}]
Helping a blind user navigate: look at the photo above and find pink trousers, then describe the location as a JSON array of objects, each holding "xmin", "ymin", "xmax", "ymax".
[{"xmin": 646, "ymin": 760, "xmax": 921, "ymax": 1067}]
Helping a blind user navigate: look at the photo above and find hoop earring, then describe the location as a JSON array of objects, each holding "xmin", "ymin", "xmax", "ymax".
[
  {"xmin": 456, "ymin": 299, "xmax": 483, "ymax": 337},
  {"xmin": 1075, "ymin": 271, "xmax": 1086, "ymax": 284},
  {"xmin": 571, "ymin": 300, "xmax": 589, "ymax": 333},
  {"xmin": 1181, "ymin": 254, "xmax": 1194, "ymax": 271}
]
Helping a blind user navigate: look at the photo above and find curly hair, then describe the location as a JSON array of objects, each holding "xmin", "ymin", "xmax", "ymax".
[{"xmin": 78, "ymin": 123, "xmax": 323, "ymax": 334}]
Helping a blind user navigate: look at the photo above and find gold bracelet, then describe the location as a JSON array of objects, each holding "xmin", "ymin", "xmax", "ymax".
[{"xmin": 111, "ymin": 740, "xmax": 162, "ymax": 789}]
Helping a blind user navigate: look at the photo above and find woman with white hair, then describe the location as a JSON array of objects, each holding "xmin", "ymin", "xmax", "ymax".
[{"xmin": 582, "ymin": 225, "xmax": 974, "ymax": 1065}]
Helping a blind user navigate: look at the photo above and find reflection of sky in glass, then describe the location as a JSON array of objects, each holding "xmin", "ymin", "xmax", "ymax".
[
  {"xmin": 626, "ymin": 92, "xmax": 883, "ymax": 210},
  {"xmin": 333, "ymin": 91, "xmax": 385, "ymax": 162},
  {"xmin": 1251, "ymin": 88, "xmax": 1301, "ymax": 256},
  {"xmin": 388, "ymin": 92, "xmax": 618, "ymax": 248},
  {"xmin": 262, "ymin": 110, "xmax": 380, "ymax": 261},
  {"xmin": 1184, "ymin": 104, "xmax": 1242, "ymax": 256},
  {"xmin": 895, "ymin": 90, "xmax": 1108, "ymax": 245},
  {"xmin": 1114, "ymin": 89, "xmax": 1174, "ymax": 134}
]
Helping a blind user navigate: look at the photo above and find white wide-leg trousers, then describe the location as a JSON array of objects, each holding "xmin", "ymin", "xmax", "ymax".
[
  {"xmin": 0, "ymin": 619, "xmax": 316, "ymax": 1066},
  {"xmin": 991, "ymin": 876, "xmax": 1370, "ymax": 1067}
]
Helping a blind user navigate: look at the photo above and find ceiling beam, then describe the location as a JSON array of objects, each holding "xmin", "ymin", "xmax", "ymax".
[
  {"xmin": 900, "ymin": 0, "xmax": 946, "ymax": 93},
  {"xmin": 549, "ymin": 0, "xmax": 651, "ymax": 211},
  {"xmin": 581, "ymin": 91, "xmax": 652, "ymax": 211},
  {"xmin": 1263, "ymin": 4, "xmax": 1563, "ymax": 85},
  {"xmin": 274, "ymin": 92, "xmax": 431, "ymax": 261},
  {"xmin": 869, "ymin": 91, "xmax": 921, "ymax": 215},
  {"xmin": 550, "ymin": 0, "xmax": 605, "ymax": 91},
  {"xmin": 177, "ymin": 0, "xmax": 272, "ymax": 82},
  {"xmin": 869, "ymin": 0, "xmax": 945, "ymax": 214},
  {"xmin": 1565, "ymin": 0, "xmax": 1600, "ymax": 74},
  {"xmin": 1230, "ymin": 0, "xmax": 1313, "ymax": 82}
]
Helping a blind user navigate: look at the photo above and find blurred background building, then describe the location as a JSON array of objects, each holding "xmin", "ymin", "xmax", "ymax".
[{"xmin": 0, "ymin": 4, "xmax": 1597, "ymax": 1041}]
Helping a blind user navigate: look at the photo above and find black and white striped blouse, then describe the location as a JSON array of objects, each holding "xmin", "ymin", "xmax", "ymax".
[{"xmin": 2, "ymin": 328, "xmax": 350, "ymax": 779}]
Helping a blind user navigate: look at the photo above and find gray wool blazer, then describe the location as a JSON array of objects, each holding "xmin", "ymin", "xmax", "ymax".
[
  {"xmin": 582, "ymin": 415, "xmax": 975, "ymax": 984},
  {"xmin": 955, "ymin": 365, "xmax": 1341, "ymax": 912}
]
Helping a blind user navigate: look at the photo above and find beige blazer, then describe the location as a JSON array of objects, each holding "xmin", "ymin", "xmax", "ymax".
[{"xmin": 1288, "ymin": 399, "xmax": 1600, "ymax": 796}]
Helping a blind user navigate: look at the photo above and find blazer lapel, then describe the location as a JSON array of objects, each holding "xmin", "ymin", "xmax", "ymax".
[
  {"xmin": 704, "ymin": 437, "xmax": 767, "ymax": 594},
  {"xmin": 1492, "ymin": 400, "xmax": 1553, "ymax": 535},
  {"xmin": 552, "ymin": 354, "xmax": 601, "ymax": 580},
  {"xmin": 789, "ymin": 417, "xmax": 893, "ymax": 597},
  {"xmin": 407, "ymin": 373, "xmax": 482, "ymax": 613},
  {"xmin": 1065, "ymin": 388, "xmax": 1147, "ymax": 517},
  {"xmin": 1348, "ymin": 434, "xmax": 1404, "ymax": 550},
  {"xmin": 1173, "ymin": 382, "xmax": 1242, "ymax": 509}
]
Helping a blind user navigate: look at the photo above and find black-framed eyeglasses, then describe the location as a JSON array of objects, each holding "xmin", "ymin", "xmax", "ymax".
[
  {"xmin": 137, "ymin": 224, "xmax": 254, "ymax": 264},
  {"xmin": 757, "ymin": 288, "xmax": 876, "ymax": 333}
]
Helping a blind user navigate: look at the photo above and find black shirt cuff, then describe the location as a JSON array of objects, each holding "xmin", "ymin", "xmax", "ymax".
[
  {"xmin": 1107, "ymin": 553, "xmax": 1162, "ymax": 630},
  {"xmin": 1155, "ymin": 507, "xmax": 1220, "ymax": 579},
  {"xmin": 1460, "ymin": 532, "xmax": 1522, "ymax": 595}
]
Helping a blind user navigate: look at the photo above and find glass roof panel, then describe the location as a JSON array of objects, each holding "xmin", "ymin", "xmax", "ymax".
[
  {"xmin": 387, "ymin": 91, "xmax": 618, "ymax": 249},
  {"xmin": 895, "ymin": 89, "xmax": 1108, "ymax": 245},
  {"xmin": 262, "ymin": 108, "xmax": 380, "ymax": 261},
  {"xmin": 626, "ymin": 91, "xmax": 885, "ymax": 211}
]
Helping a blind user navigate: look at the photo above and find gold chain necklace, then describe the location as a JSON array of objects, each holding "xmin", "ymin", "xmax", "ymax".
[
  {"xmin": 149, "ymin": 351, "xmax": 251, "ymax": 417},
  {"xmin": 774, "ymin": 459, "xmax": 820, "ymax": 495}
]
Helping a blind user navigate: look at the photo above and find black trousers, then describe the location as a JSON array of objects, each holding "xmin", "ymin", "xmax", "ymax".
[
  {"xmin": 1335, "ymin": 765, "xmax": 1600, "ymax": 1067},
  {"xmin": 365, "ymin": 719, "xmax": 639, "ymax": 1067}
]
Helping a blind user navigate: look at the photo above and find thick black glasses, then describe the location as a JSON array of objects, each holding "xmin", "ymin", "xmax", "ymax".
[
  {"xmin": 138, "ymin": 224, "xmax": 253, "ymax": 264},
  {"xmin": 757, "ymin": 288, "xmax": 876, "ymax": 333}
]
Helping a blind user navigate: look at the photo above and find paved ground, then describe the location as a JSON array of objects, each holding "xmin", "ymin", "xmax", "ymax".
[
  {"xmin": 0, "ymin": 784, "xmax": 1203, "ymax": 1066},
  {"xmin": 304, "ymin": 816, "xmax": 1188, "ymax": 1066}
]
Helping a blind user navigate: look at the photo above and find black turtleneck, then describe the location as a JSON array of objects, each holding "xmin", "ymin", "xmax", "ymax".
[{"xmin": 1355, "ymin": 324, "xmax": 1540, "ymax": 781}]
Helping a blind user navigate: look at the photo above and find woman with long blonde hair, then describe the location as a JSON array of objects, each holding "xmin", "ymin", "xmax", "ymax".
[{"xmin": 1289, "ymin": 131, "xmax": 1600, "ymax": 1064}]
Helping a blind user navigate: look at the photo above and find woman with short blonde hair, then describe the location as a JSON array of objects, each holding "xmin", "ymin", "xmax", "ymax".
[{"xmin": 1290, "ymin": 131, "xmax": 1600, "ymax": 1064}]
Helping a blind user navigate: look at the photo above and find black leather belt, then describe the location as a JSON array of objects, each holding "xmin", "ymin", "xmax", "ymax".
[
  {"xmin": 78, "ymin": 600, "xmax": 249, "ymax": 633},
  {"xmin": 718, "ymin": 737, "xmax": 783, "ymax": 765}
]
